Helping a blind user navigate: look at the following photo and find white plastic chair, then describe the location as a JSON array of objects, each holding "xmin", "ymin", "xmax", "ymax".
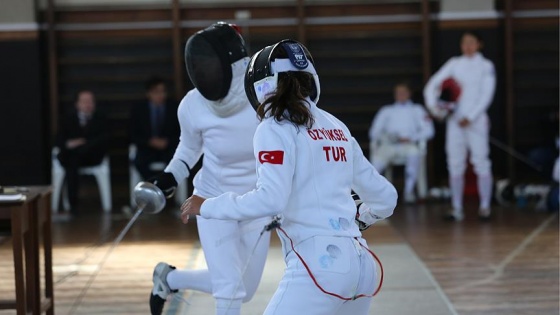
[
  {"xmin": 51, "ymin": 147, "xmax": 112, "ymax": 213},
  {"xmin": 370, "ymin": 140, "xmax": 428, "ymax": 199},
  {"xmin": 128, "ymin": 144, "xmax": 188, "ymax": 206}
]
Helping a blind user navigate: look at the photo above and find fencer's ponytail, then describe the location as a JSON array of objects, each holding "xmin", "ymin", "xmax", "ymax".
[{"xmin": 257, "ymin": 71, "xmax": 315, "ymax": 128}]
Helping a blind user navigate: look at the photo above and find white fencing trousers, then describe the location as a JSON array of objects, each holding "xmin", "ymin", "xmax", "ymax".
[
  {"xmin": 446, "ymin": 113, "xmax": 493, "ymax": 210},
  {"xmin": 372, "ymin": 143, "xmax": 420, "ymax": 195},
  {"xmin": 264, "ymin": 235, "xmax": 377, "ymax": 315},
  {"xmin": 166, "ymin": 216, "xmax": 271, "ymax": 315}
]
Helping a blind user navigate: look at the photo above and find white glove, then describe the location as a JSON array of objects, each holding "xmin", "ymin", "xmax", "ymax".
[{"xmin": 353, "ymin": 194, "xmax": 383, "ymax": 231}]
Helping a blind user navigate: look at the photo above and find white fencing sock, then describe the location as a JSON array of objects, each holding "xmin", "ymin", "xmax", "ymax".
[
  {"xmin": 450, "ymin": 175, "xmax": 464, "ymax": 211},
  {"xmin": 477, "ymin": 174, "xmax": 493, "ymax": 210},
  {"xmin": 166, "ymin": 269, "xmax": 213, "ymax": 294}
]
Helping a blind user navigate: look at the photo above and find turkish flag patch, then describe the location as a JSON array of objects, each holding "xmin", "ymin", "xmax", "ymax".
[{"xmin": 258, "ymin": 151, "xmax": 284, "ymax": 165}]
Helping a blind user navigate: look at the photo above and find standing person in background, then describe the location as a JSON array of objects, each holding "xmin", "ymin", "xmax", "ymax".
[
  {"xmin": 130, "ymin": 77, "xmax": 180, "ymax": 180},
  {"xmin": 181, "ymin": 39, "xmax": 397, "ymax": 315},
  {"xmin": 56, "ymin": 90, "xmax": 108, "ymax": 214},
  {"xmin": 424, "ymin": 31, "xmax": 496, "ymax": 221},
  {"xmin": 369, "ymin": 82, "xmax": 434, "ymax": 203}
]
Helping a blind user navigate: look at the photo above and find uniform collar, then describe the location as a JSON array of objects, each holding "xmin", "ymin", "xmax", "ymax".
[
  {"xmin": 394, "ymin": 100, "xmax": 413, "ymax": 106},
  {"xmin": 463, "ymin": 52, "xmax": 482, "ymax": 60}
]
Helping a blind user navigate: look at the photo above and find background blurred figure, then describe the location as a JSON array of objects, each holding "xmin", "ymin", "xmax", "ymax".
[
  {"xmin": 130, "ymin": 76, "xmax": 179, "ymax": 180},
  {"xmin": 369, "ymin": 82, "xmax": 434, "ymax": 203},
  {"xmin": 56, "ymin": 90, "xmax": 108, "ymax": 213},
  {"xmin": 424, "ymin": 31, "xmax": 496, "ymax": 221}
]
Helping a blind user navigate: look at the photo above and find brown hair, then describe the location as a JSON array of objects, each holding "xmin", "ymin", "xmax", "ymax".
[{"xmin": 256, "ymin": 46, "xmax": 315, "ymax": 128}]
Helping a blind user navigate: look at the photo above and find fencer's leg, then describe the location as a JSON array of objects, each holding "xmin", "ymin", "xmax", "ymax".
[
  {"xmin": 166, "ymin": 269, "xmax": 212, "ymax": 293},
  {"xmin": 404, "ymin": 152, "xmax": 420, "ymax": 202},
  {"xmin": 466, "ymin": 114, "xmax": 493, "ymax": 217},
  {"xmin": 336, "ymin": 240, "xmax": 376, "ymax": 315},
  {"xmin": 372, "ymin": 156, "xmax": 387, "ymax": 174},
  {"xmin": 446, "ymin": 119, "xmax": 468, "ymax": 220},
  {"xmin": 239, "ymin": 218, "xmax": 271, "ymax": 302},
  {"xmin": 263, "ymin": 251, "xmax": 342, "ymax": 315},
  {"xmin": 477, "ymin": 174, "xmax": 493, "ymax": 216},
  {"xmin": 197, "ymin": 216, "xmax": 246, "ymax": 315}
]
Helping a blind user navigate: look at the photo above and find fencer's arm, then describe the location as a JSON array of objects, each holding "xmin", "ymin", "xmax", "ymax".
[
  {"xmin": 164, "ymin": 97, "xmax": 203, "ymax": 183},
  {"xmin": 351, "ymin": 137, "xmax": 398, "ymax": 223},
  {"xmin": 200, "ymin": 122, "xmax": 295, "ymax": 221},
  {"xmin": 423, "ymin": 58, "xmax": 456, "ymax": 115},
  {"xmin": 464, "ymin": 61, "xmax": 496, "ymax": 121}
]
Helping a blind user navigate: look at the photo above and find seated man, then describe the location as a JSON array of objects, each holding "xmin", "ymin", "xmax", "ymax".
[
  {"xmin": 56, "ymin": 90, "xmax": 108, "ymax": 213},
  {"xmin": 369, "ymin": 82, "xmax": 434, "ymax": 203},
  {"xmin": 130, "ymin": 77, "xmax": 179, "ymax": 180}
]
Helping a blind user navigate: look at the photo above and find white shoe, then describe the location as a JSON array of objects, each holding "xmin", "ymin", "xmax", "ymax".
[
  {"xmin": 150, "ymin": 262, "xmax": 177, "ymax": 315},
  {"xmin": 152, "ymin": 262, "xmax": 176, "ymax": 299},
  {"xmin": 479, "ymin": 208, "xmax": 491, "ymax": 220},
  {"xmin": 444, "ymin": 209, "xmax": 464, "ymax": 221}
]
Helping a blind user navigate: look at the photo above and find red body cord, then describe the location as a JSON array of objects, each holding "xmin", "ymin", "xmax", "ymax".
[{"xmin": 277, "ymin": 227, "xmax": 384, "ymax": 301}]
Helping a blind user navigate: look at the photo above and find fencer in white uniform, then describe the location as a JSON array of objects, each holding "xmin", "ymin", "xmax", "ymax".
[
  {"xmin": 369, "ymin": 83, "xmax": 434, "ymax": 203},
  {"xmin": 182, "ymin": 40, "xmax": 398, "ymax": 315},
  {"xmin": 147, "ymin": 23, "xmax": 271, "ymax": 315},
  {"xmin": 424, "ymin": 31, "xmax": 496, "ymax": 220}
]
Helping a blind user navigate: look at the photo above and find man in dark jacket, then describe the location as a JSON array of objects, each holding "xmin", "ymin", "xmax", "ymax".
[
  {"xmin": 130, "ymin": 77, "xmax": 179, "ymax": 180},
  {"xmin": 56, "ymin": 90, "xmax": 109, "ymax": 212}
]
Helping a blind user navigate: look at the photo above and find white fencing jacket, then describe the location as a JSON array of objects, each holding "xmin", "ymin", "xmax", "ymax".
[
  {"xmin": 423, "ymin": 52, "xmax": 496, "ymax": 122},
  {"xmin": 201, "ymin": 99, "xmax": 398, "ymax": 246},
  {"xmin": 369, "ymin": 100, "xmax": 434, "ymax": 142},
  {"xmin": 164, "ymin": 59, "xmax": 259, "ymax": 198}
]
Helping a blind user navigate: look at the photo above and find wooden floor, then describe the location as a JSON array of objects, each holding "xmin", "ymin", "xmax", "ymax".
[{"xmin": 0, "ymin": 193, "xmax": 558, "ymax": 315}]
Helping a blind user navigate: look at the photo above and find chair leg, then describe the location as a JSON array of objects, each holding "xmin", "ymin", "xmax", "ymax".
[
  {"xmin": 385, "ymin": 166, "xmax": 394, "ymax": 182},
  {"xmin": 94, "ymin": 171, "xmax": 112, "ymax": 213},
  {"xmin": 130, "ymin": 166, "xmax": 141, "ymax": 207},
  {"xmin": 62, "ymin": 185, "xmax": 71, "ymax": 212},
  {"xmin": 51, "ymin": 170, "xmax": 65, "ymax": 214},
  {"xmin": 417, "ymin": 156, "xmax": 428, "ymax": 199}
]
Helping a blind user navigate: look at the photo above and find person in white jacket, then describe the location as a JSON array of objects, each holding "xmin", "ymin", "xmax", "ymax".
[
  {"xmin": 423, "ymin": 31, "xmax": 496, "ymax": 221},
  {"xmin": 146, "ymin": 23, "xmax": 271, "ymax": 315},
  {"xmin": 182, "ymin": 40, "xmax": 398, "ymax": 315},
  {"xmin": 369, "ymin": 82, "xmax": 434, "ymax": 203}
]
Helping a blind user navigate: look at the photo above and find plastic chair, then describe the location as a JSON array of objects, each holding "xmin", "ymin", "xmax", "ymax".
[
  {"xmin": 370, "ymin": 140, "xmax": 428, "ymax": 199},
  {"xmin": 51, "ymin": 147, "xmax": 112, "ymax": 213},
  {"xmin": 128, "ymin": 145, "xmax": 188, "ymax": 206}
]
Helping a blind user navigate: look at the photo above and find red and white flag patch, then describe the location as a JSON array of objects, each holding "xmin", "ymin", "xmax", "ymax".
[{"xmin": 258, "ymin": 151, "xmax": 284, "ymax": 165}]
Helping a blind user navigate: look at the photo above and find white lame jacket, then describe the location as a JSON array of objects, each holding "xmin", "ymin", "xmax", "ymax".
[
  {"xmin": 201, "ymin": 100, "xmax": 398, "ymax": 245},
  {"xmin": 423, "ymin": 52, "xmax": 496, "ymax": 122},
  {"xmin": 164, "ymin": 88, "xmax": 259, "ymax": 198},
  {"xmin": 369, "ymin": 101, "xmax": 434, "ymax": 142}
]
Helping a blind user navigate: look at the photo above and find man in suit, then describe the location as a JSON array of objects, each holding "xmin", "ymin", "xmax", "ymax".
[
  {"xmin": 130, "ymin": 77, "xmax": 180, "ymax": 180},
  {"xmin": 56, "ymin": 90, "xmax": 109, "ymax": 213}
]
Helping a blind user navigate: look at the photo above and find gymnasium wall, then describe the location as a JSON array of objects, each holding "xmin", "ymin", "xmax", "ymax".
[
  {"xmin": 0, "ymin": 0, "xmax": 49, "ymax": 185},
  {"xmin": 0, "ymin": 0, "xmax": 557, "ymax": 195}
]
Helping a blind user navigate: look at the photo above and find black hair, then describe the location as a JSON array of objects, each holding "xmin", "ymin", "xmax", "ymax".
[
  {"xmin": 256, "ymin": 45, "xmax": 315, "ymax": 129},
  {"xmin": 145, "ymin": 76, "xmax": 166, "ymax": 92}
]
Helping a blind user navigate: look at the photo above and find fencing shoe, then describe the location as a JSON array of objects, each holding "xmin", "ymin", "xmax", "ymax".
[{"xmin": 150, "ymin": 262, "xmax": 177, "ymax": 315}]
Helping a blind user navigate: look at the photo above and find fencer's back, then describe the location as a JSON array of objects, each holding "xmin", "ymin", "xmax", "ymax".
[{"xmin": 278, "ymin": 101, "xmax": 361, "ymax": 245}]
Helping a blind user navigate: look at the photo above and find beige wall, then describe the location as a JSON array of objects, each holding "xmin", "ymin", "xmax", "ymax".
[
  {"xmin": 440, "ymin": 0, "xmax": 495, "ymax": 13},
  {"xmin": 0, "ymin": 0, "xmax": 35, "ymax": 23}
]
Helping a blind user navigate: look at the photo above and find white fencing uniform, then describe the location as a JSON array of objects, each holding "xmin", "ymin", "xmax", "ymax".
[
  {"xmin": 164, "ymin": 58, "xmax": 271, "ymax": 315},
  {"xmin": 424, "ymin": 52, "xmax": 496, "ymax": 212},
  {"xmin": 201, "ymin": 99, "xmax": 398, "ymax": 315},
  {"xmin": 369, "ymin": 100, "xmax": 434, "ymax": 198}
]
